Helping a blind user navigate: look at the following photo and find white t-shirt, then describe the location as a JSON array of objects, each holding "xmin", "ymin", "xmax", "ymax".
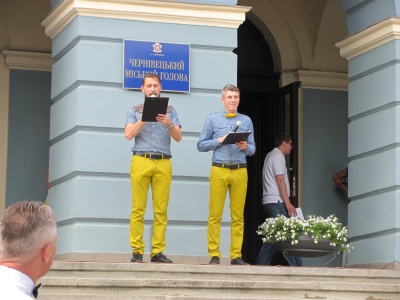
[
  {"xmin": 0, "ymin": 265, "xmax": 35, "ymax": 299},
  {"xmin": 262, "ymin": 148, "xmax": 290, "ymax": 204}
]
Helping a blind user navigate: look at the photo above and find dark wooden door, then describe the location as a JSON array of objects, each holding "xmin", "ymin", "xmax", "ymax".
[{"xmin": 240, "ymin": 81, "xmax": 301, "ymax": 264}]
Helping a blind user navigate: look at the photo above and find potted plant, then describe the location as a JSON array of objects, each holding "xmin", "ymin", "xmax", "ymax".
[{"xmin": 256, "ymin": 214, "xmax": 353, "ymax": 253}]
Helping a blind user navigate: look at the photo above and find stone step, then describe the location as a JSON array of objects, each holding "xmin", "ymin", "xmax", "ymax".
[{"xmin": 38, "ymin": 261, "xmax": 400, "ymax": 300}]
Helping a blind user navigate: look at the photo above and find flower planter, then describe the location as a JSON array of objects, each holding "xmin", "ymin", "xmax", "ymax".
[
  {"xmin": 257, "ymin": 214, "xmax": 352, "ymax": 266},
  {"xmin": 274, "ymin": 232, "xmax": 337, "ymax": 266},
  {"xmin": 274, "ymin": 232, "xmax": 337, "ymax": 257}
]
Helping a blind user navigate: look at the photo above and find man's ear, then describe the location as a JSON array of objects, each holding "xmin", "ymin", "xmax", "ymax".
[{"xmin": 41, "ymin": 244, "xmax": 52, "ymax": 263}]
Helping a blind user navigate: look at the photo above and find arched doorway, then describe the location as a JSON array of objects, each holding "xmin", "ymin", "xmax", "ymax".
[{"xmin": 235, "ymin": 18, "xmax": 298, "ymax": 264}]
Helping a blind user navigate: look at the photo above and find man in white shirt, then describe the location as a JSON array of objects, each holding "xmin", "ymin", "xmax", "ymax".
[
  {"xmin": 256, "ymin": 133, "xmax": 301, "ymax": 266},
  {"xmin": 0, "ymin": 201, "xmax": 57, "ymax": 298}
]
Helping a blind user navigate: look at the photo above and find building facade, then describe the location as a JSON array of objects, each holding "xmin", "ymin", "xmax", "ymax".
[{"xmin": 0, "ymin": 0, "xmax": 398, "ymax": 269}]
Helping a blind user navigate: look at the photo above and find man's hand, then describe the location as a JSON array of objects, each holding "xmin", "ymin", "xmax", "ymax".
[
  {"xmin": 286, "ymin": 203, "xmax": 297, "ymax": 217},
  {"xmin": 156, "ymin": 114, "xmax": 172, "ymax": 127},
  {"xmin": 235, "ymin": 141, "xmax": 247, "ymax": 150},
  {"xmin": 218, "ymin": 134, "xmax": 228, "ymax": 145}
]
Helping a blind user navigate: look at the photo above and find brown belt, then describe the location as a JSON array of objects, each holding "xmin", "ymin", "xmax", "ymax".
[
  {"xmin": 212, "ymin": 162, "xmax": 247, "ymax": 170},
  {"xmin": 134, "ymin": 152, "xmax": 171, "ymax": 160}
]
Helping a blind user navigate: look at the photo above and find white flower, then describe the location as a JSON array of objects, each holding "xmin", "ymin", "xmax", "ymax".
[{"xmin": 256, "ymin": 214, "xmax": 353, "ymax": 253}]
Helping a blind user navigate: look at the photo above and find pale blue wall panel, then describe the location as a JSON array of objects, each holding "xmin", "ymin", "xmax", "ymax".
[
  {"xmin": 49, "ymin": 131, "xmax": 131, "ymax": 182},
  {"xmin": 50, "ymin": 89, "xmax": 78, "ymax": 140},
  {"xmin": 56, "ymin": 225, "xmax": 75, "ymax": 253},
  {"xmin": 75, "ymin": 132, "xmax": 131, "ymax": 173},
  {"xmin": 349, "ymin": 64, "xmax": 400, "ymax": 118},
  {"xmin": 190, "ymin": 48, "xmax": 237, "ymax": 90},
  {"xmin": 349, "ymin": 148, "xmax": 400, "ymax": 197},
  {"xmin": 51, "ymin": 41, "xmax": 122, "ymax": 99},
  {"xmin": 169, "ymin": 90, "xmax": 222, "ymax": 133},
  {"xmin": 348, "ymin": 40, "xmax": 400, "ymax": 79},
  {"xmin": 52, "ymin": 16, "xmax": 237, "ymax": 58},
  {"xmin": 49, "ymin": 176, "xmax": 131, "ymax": 222},
  {"xmin": 74, "ymin": 222, "xmax": 130, "ymax": 252},
  {"xmin": 51, "ymin": 45, "xmax": 79, "ymax": 99},
  {"xmin": 168, "ymin": 180, "xmax": 233, "ymax": 223},
  {"xmin": 57, "ymin": 223, "xmax": 134, "ymax": 253},
  {"xmin": 349, "ymin": 106, "xmax": 400, "ymax": 157},
  {"xmin": 348, "ymin": 191, "xmax": 400, "ymax": 237},
  {"xmin": 163, "ymin": 181, "xmax": 210, "ymax": 222},
  {"xmin": 347, "ymin": 232, "xmax": 400, "ymax": 264},
  {"xmin": 172, "ymin": 139, "xmax": 213, "ymax": 177},
  {"xmin": 77, "ymin": 40, "xmax": 121, "ymax": 83},
  {"xmin": 166, "ymin": 226, "xmax": 207, "ymax": 255},
  {"xmin": 166, "ymin": 225, "xmax": 230, "ymax": 256},
  {"xmin": 50, "ymin": 85, "xmax": 137, "ymax": 140},
  {"xmin": 48, "ymin": 178, "xmax": 76, "ymax": 220},
  {"xmin": 339, "ymin": 0, "xmax": 400, "ymax": 36},
  {"xmin": 49, "ymin": 134, "xmax": 77, "ymax": 182},
  {"xmin": 302, "ymin": 89, "xmax": 348, "ymax": 226}
]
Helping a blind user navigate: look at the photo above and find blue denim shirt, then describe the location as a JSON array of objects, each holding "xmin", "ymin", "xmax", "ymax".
[
  {"xmin": 126, "ymin": 104, "xmax": 181, "ymax": 156},
  {"xmin": 197, "ymin": 110, "xmax": 256, "ymax": 163}
]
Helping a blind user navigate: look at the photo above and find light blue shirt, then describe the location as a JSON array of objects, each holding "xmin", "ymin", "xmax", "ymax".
[
  {"xmin": 197, "ymin": 110, "xmax": 256, "ymax": 164},
  {"xmin": 126, "ymin": 104, "xmax": 181, "ymax": 156}
]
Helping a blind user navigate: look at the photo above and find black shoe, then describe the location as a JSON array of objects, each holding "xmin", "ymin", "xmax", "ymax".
[
  {"xmin": 130, "ymin": 253, "xmax": 143, "ymax": 263},
  {"xmin": 150, "ymin": 253, "xmax": 173, "ymax": 263},
  {"xmin": 209, "ymin": 256, "xmax": 220, "ymax": 265},
  {"xmin": 230, "ymin": 257, "xmax": 249, "ymax": 265}
]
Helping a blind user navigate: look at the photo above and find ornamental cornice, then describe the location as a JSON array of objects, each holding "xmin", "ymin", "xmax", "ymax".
[
  {"xmin": 1, "ymin": 50, "xmax": 53, "ymax": 71},
  {"xmin": 281, "ymin": 70, "xmax": 349, "ymax": 91},
  {"xmin": 335, "ymin": 17, "xmax": 400, "ymax": 60},
  {"xmin": 42, "ymin": 0, "xmax": 251, "ymax": 38}
]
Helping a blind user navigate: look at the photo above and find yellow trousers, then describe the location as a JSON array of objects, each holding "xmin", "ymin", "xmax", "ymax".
[
  {"xmin": 129, "ymin": 156, "xmax": 172, "ymax": 256},
  {"xmin": 208, "ymin": 166, "xmax": 248, "ymax": 260}
]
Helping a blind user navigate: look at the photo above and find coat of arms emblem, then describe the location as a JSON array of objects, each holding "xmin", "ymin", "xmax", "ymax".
[{"xmin": 152, "ymin": 42, "xmax": 162, "ymax": 54}]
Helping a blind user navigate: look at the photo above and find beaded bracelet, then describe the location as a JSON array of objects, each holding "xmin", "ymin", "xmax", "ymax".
[{"xmin": 167, "ymin": 124, "xmax": 174, "ymax": 131}]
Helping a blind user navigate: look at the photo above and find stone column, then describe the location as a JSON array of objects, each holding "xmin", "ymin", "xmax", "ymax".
[{"xmin": 336, "ymin": 15, "xmax": 400, "ymax": 269}]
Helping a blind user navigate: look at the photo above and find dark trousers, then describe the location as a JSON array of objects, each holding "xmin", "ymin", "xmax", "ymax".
[{"xmin": 256, "ymin": 202, "xmax": 302, "ymax": 266}]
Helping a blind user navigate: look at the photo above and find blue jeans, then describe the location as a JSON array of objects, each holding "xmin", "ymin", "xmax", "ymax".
[{"xmin": 256, "ymin": 202, "xmax": 302, "ymax": 266}]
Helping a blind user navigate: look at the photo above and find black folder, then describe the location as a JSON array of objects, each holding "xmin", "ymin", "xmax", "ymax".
[
  {"xmin": 141, "ymin": 97, "xmax": 169, "ymax": 122},
  {"xmin": 221, "ymin": 131, "xmax": 252, "ymax": 144}
]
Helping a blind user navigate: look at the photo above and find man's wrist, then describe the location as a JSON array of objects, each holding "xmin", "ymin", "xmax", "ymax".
[{"xmin": 167, "ymin": 124, "xmax": 174, "ymax": 131}]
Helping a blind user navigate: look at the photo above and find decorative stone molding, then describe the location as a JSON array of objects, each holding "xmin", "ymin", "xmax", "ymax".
[
  {"xmin": 42, "ymin": 0, "xmax": 251, "ymax": 38},
  {"xmin": 281, "ymin": 70, "xmax": 348, "ymax": 91},
  {"xmin": 336, "ymin": 17, "xmax": 400, "ymax": 60},
  {"xmin": 2, "ymin": 50, "xmax": 53, "ymax": 71}
]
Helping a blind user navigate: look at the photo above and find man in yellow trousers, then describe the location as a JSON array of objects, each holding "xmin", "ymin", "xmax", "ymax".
[
  {"xmin": 197, "ymin": 84, "xmax": 256, "ymax": 265},
  {"xmin": 125, "ymin": 74, "xmax": 182, "ymax": 263}
]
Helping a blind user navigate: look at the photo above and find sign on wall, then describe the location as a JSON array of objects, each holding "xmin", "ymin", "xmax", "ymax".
[{"xmin": 123, "ymin": 40, "xmax": 190, "ymax": 93}]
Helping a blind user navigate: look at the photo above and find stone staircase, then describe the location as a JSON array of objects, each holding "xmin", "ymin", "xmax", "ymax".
[{"xmin": 38, "ymin": 259, "xmax": 400, "ymax": 300}]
